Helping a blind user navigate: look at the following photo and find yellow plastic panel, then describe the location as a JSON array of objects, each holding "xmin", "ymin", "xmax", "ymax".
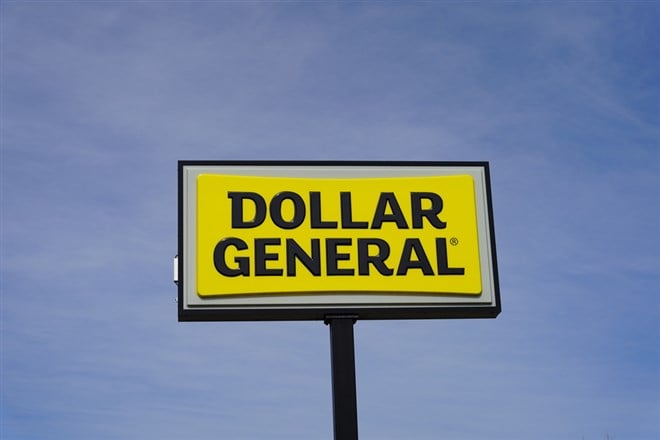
[{"xmin": 196, "ymin": 174, "xmax": 482, "ymax": 296}]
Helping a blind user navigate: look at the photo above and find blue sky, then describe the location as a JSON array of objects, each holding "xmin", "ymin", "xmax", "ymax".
[{"xmin": 1, "ymin": 2, "xmax": 658, "ymax": 439}]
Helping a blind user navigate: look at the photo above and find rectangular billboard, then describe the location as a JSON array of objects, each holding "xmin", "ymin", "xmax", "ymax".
[{"xmin": 178, "ymin": 161, "xmax": 500, "ymax": 321}]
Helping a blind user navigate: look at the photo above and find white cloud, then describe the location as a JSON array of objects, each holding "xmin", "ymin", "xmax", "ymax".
[{"xmin": 2, "ymin": 2, "xmax": 658, "ymax": 439}]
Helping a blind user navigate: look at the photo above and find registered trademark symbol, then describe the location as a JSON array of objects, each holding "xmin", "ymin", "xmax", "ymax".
[{"xmin": 450, "ymin": 237, "xmax": 459, "ymax": 246}]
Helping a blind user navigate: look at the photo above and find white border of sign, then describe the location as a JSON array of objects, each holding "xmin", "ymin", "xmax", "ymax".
[{"xmin": 178, "ymin": 161, "xmax": 500, "ymax": 321}]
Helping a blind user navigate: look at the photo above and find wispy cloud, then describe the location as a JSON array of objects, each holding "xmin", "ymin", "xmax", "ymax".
[{"xmin": 2, "ymin": 2, "xmax": 658, "ymax": 439}]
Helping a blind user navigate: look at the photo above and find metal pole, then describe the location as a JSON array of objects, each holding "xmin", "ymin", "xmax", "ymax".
[{"xmin": 325, "ymin": 315, "xmax": 359, "ymax": 440}]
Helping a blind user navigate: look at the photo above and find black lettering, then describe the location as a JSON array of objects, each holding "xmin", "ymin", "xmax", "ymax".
[
  {"xmin": 228, "ymin": 192, "xmax": 267, "ymax": 228},
  {"xmin": 436, "ymin": 238, "xmax": 465, "ymax": 275},
  {"xmin": 340, "ymin": 192, "xmax": 368, "ymax": 228},
  {"xmin": 254, "ymin": 238, "xmax": 283, "ymax": 276},
  {"xmin": 357, "ymin": 238, "xmax": 393, "ymax": 276},
  {"xmin": 213, "ymin": 237, "xmax": 250, "ymax": 276},
  {"xmin": 411, "ymin": 193, "xmax": 446, "ymax": 229},
  {"xmin": 372, "ymin": 192, "xmax": 408, "ymax": 229},
  {"xmin": 326, "ymin": 238, "xmax": 354, "ymax": 275},
  {"xmin": 397, "ymin": 238, "xmax": 434, "ymax": 275},
  {"xmin": 270, "ymin": 191, "xmax": 305, "ymax": 229},
  {"xmin": 310, "ymin": 192, "xmax": 338, "ymax": 229},
  {"xmin": 286, "ymin": 238, "xmax": 321, "ymax": 276}
]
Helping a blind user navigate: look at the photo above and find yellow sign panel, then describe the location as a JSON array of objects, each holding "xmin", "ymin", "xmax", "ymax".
[{"xmin": 196, "ymin": 174, "xmax": 481, "ymax": 296}]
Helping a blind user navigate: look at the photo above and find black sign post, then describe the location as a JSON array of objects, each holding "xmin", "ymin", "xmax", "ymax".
[{"xmin": 325, "ymin": 316, "xmax": 359, "ymax": 440}]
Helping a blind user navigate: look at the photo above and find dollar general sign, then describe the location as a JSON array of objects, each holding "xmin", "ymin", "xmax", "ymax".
[{"xmin": 178, "ymin": 161, "xmax": 500, "ymax": 321}]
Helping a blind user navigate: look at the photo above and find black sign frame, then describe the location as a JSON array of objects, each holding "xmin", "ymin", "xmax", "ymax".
[{"xmin": 178, "ymin": 160, "xmax": 500, "ymax": 322}]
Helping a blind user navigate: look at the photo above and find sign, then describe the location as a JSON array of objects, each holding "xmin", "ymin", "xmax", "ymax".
[{"xmin": 178, "ymin": 161, "xmax": 500, "ymax": 321}]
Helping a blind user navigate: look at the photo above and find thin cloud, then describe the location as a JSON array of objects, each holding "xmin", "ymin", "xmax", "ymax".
[{"xmin": 2, "ymin": 2, "xmax": 658, "ymax": 439}]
